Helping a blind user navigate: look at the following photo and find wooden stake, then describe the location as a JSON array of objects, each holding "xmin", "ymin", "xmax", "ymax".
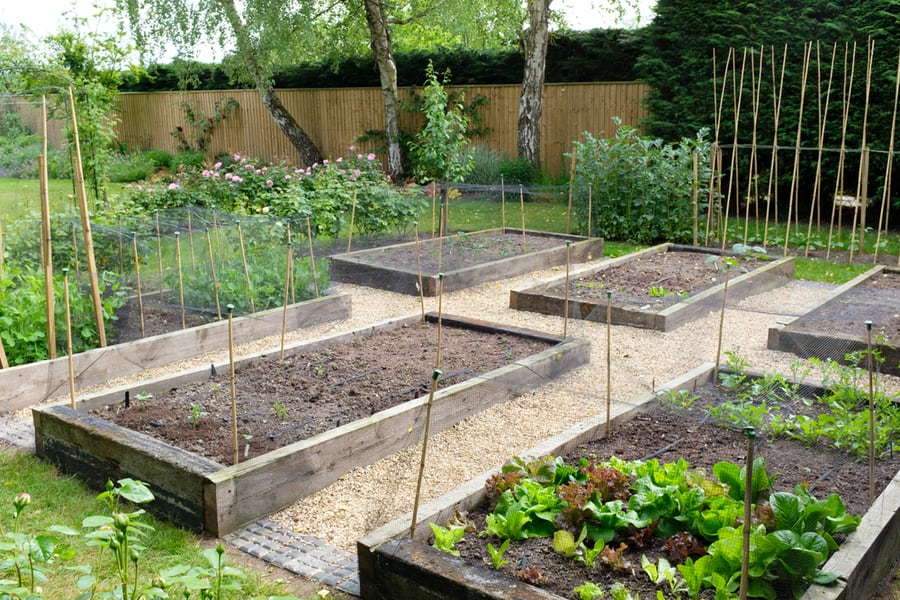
[
  {"xmin": 40, "ymin": 96, "xmax": 56, "ymax": 359},
  {"xmin": 783, "ymin": 42, "xmax": 813, "ymax": 256},
  {"xmin": 707, "ymin": 48, "xmax": 732, "ymax": 245},
  {"xmin": 235, "ymin": 220, "xmax": 256, "ymax": 312},
  {"xmin": 739, "ymin": 427, "xmax": 755, "ymax": 600},
  {"xmin": 63, "ymin": 268, "xmax": 76, "ymax": 409},
  {"xmin": 692, "ymin": 153, "xmax": 700, "ymax": 246},
  {"xmin": 500, "ymin": 175, "xmax": 506, "ymax": 232},
  {"xmin": 414, "ymin": 223, "xmax": 425, "ymax": 321},
  {"xmin": 67, "ymin": 87, "xmax": 106, "ymax": 347},
  {"xmin": 187, "ymin": 210, "xmax": 196, "ymax": 268},
  {"xmin": 742, "ymin": 47, "xmax": 764, "ymax": 245},
  {"xmin": 865, "ymin": 320, "xmax": 875, "ymax": 503},
  {"xmin": 409, "ymin": 368, "xmax": 442, "ymax": 539},
  {"xmin": 0, "ymin": 328, "xmax": 7, "ymax": 369},
  {"xmin": 566, "ymin": 144, "xmax": 577, "ymax": 234},
  {"xmin": 876, "ymin": 48, "xmax": 900, "ymax": 263},
  {"xmin": 205, "ymin": 228, "xmax": 222, "ymax": 320},
  {"xmin": 587, "ymin": 184, "xmax": 593, "ymax": 238},
  {"xmin": 347, "ymin": 187, "xmax": 357, "ymax": 254},
  {"xmin": 132, "ymin": 233, "xmax": 145, "ymax": 338},
  {"xmin": 227, "ymin": 304, "xmax": 239, "ymax": 465},
  {"xmin": 436, "ymin": 273, "xmax": 444, "ymax": 368},
  {"xmin": 713, "ymin": 265, "xmax": 732, "ymax": 382},
  {"xmin": 306, "ymin": 217, "xmax": 319, "ymax": 298},
  {"xmin": 174, "ymin": 231, "xmax": 186, "ymax": 329}
]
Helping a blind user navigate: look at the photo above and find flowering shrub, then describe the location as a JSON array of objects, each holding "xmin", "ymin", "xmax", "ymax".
[{"xmin": 119, "ymin": 150, "xmax": 425, "ymax": 237}]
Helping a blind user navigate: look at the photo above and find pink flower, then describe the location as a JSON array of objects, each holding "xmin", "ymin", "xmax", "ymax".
[
  {"xmin": 336, "ymin": 157, "xmax": 343, "ymax": 163},
  {"xmin": 245, "ymin": 164, "xmax": 254, "ymax": 170},
  {"xmin": 201, "ymin": 169, "xmax": 211, "ymax": 177},
  {"xmin": 168, "ymin": 183, "xmax": 180, "ymax": 190},
  {"xmin": 233, "ymin": 154, "xmax": 241, "ymax": 161},
  {"xmin": 266, "ymin": 179, "xmax": 274, "ymax": 187},
  {"xmin": 357, "ymin": 153, "xmax": 363, "ymax": 159},
  {"xmin": 285, "ymin": 175, "xmax": 292, "ymax": 180},
  {"xmin": 214, "ymin": 162, "xmax": 222, "ymax": 169},
  {"xmin": 261, "ymin": 166, "xmax": 268, "ymax": 173},
  {"xmin": 353, "ymin": 169, "xmax": 361, "ymax": 177},
  {"xmin": 323, "ymin": 159, "xmax": 329, "ymax": 165},
  {"xmin": 349, "ymin": 145, "xmax": 356, "ymax": 152},
  {"xmin": 255, "ymin": 169, "xmax": 261, "ymax": 175},
  {"xmin": 225, "ymin": 173, "xmax": 234, "ymax": 180},
  {"xmin": 232, "ymin": 175, "xmax": 243, "ymax": 183},
  {"xmin": 367, "ymin": 153, "xmax": 376, "ymax": 161}
]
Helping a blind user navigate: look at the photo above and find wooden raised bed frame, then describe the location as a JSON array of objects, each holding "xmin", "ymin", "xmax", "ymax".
[
  {"xmin": 329, "ymin": 228, "xmax": 604, "ymax": 296},
  {"xmin": 357, "ymin": 364, "xmax": 900, "ymax": 600},
  {"xmin": 33, "ymin": 313, "xmax": 590, "ymax": 536},
  {"xmin": 0, "ymin": 293, "xmax": 351, "ymax": 413},
  {"xmin": 509, "ymin": 243, "xmax": 796, "ymax": 331},
  {"xmin": 768, "ymin": 265, "xmax": 900, "ymax": 377}
]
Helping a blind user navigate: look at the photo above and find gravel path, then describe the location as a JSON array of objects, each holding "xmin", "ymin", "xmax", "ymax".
[{"xmin": 11, "ymin": 259, "xmax": 892, "ymax": 558}]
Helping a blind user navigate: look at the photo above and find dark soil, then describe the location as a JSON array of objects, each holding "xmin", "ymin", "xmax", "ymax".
[
  {"xmin": 783, "ymin": 269, "xmax": 900, "ymax": 341},
  {"xmin": 110, "ymin": 296, "xmax": 216, "ymax": 344},
  {"xmin": 451, "ymin": 382, "xmax": 900, "ymax": 600},
  {"xmin": 357, "ymin": 231, "xmax": 572, "ymax": 274},
  {"xmin": 93, "ymin": 321, "xmax": 552, "ymax": 465},
  {"xmin": 558, "ymin": 248, "xmax": 768, "ymax": 311}
]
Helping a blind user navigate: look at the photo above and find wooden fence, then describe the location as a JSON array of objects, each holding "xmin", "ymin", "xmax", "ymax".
[{"xmin": 12, "ymin": 82, "xmax": 648, "ymax": 178}]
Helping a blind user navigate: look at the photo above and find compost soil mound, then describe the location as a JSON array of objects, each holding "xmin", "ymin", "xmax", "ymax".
[
  {"xmin": 451, "ymin": 382, "xmax": 900, "ymax": 600},
  {"xmin": 357, "ymin": 231, "xmax": 572, "ymax": 273},
  {"xmin": 94, "ymin": 321, "xmax": 552, "ymax": 465},
  {"xmin": 560, "ymin": 248, "xmax": 767, "ymax": 310}
]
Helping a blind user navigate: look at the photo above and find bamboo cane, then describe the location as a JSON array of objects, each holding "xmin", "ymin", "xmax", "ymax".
[
  {"xmin": 227, "ymin": 304, "xmax": 239, "ymax": 465},
  {"xmin": 39, "ymin": 165, "xmax": 56, "ymax": 358},
  {"xmin": 850, "ymin": 38, "xmax": 875, "ymax": 261},
  {"xmin": 783, "ymin": 42, "xmax": 813, "ymax": 256},
  {"xmin": 281, "ymin": 242, "xmax": 292, "ymax": 361},
  {"xmin": 706, "ymin": 48, "xmax": 732, "ymax": 245},
  {"xmin": 739, "ymin": 427, "xmax": 755, "ymax": 600},
  {"xmin": 742, "ymin": 47, "xmax": 763, "ymax": 245},
  {"xmin": 414, "ymin": 223, "xmax": 425, "ymax": 321},
  {"xmin": 409, "ymin": 368, "xmax": 442, "ymax": 539},
  {"xmin": 605, "ymin": 290, "xmax": 612, "ymax": 436},
  {"xmin": 563, "ymin": 242, "xmax": 571, "ymax": 338},
  {"xmin": 67, "ymin": 87, "xmax": 106, "ymax": 347},
  {"xmin": 566, "ymin": 144, "xmax": 577, "ymax": 234},
  {"xmin": 187, "ymin": 210, "xmax": 196, "ymax": 268},
  {"xmin": 436, "ymin": 273, "xmax": 444, "ymax": 368},
  {"xmin": 713, "ymin": 264, "xmax": 732, "ymax": 382},
  {"xmin": 519, "ymin": 185, "xmax": 527, "ymax": 253},
  {"xmin": 0, "ymin": 329, "xmax": 7, "ymax": 369},
  {"xmin": 132, "ymin": 233, "xmax": 145, "ymax": 338},
  {"xmin": 587, "ymin": 184, "xmax": 593, "ymax": 238},
  {"xmin": 205, "ymin": 228, "xmax": 222, "ymax": 320},
  {"xmin": 306, "ymin": 217, "xmax": 319, "ymax": 298},
  {"xmin": 876, "ymin": 49, "xmax": 900, "ymax": 263},
  {"xmin": 63, "ymin": 268, "xmax": 76, "ymax": 409},
  {"xmin": 71, "ymin": 223, "xmax": 80, "ymax": 278},
  {"xmin": 174, "ymin": 231, "xmax": 186, "ymax": 329},
  {"xmin": 763, "ymin": 45, "xmax": 788, "ymax": 248},
  {"xmin": 805, "ymin": 42, "xmax": 838, "ymax": 256},
  {"xmin": 155, "ymin": 210, "xmax": 164, "ymax": 299},
  {"xmin": 235, "ymin": 220, "xmax": 256, "ymax": 312},
  {"xmin": 500, "ymin": 175, "xmax": 506, "ymax": 232},
  {"xmin": 347, "ymin": 187, "xmax": 357, "ymax": 254},
  {"xmin": 721, "ymin": 47, "xmax": 747, "ymax": 250},
  {"xmin": 865, "ymin": 320, "xmax": 874, "ymax": 503},
  {"xmin": 827, "ymin": 42, "xmax": 856, "ymax": 261}
]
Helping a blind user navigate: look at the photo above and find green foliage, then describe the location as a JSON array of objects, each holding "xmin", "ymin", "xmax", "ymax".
[
  {"xmin": 429, "ymin": 523, "xmax": 466, "ymax": 557},
  {"xmin": 0, "ymin": 266, "xmax": 127, "ymax": 366},
  {"xmin": 713, "ymin": 457, "xmax": 775, "ymax": 504},
  {"xmin": 408, "ymin": 61, "xmax": 473, "ymax": 183},
  {"xmin": 0, "ymin": 110, "xmax": 71, "ymax": 179},
  {"xmin": 573, "ymin": 581, "xmax": 604, "ymax": 600},
  {"xmin": 486, "ymin": 538, "xmax": 510, "ymax": 569},
  {"xmin": 571, "ymin": 119, "xmax": 712, "ymax": 243}
]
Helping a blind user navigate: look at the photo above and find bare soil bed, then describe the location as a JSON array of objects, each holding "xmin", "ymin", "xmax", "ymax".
[
  {"xmin": 356, "ymin": 231, "xmax": 569, "ymax": 274},
  {"xmin": 92, "ymin": 321, "xmax": 551, "ymax": 465},
  {"xmin": 782, "ymin": 269, "xmax": 900, "ymax": 341},
  {"xmin": 450, "ymin": 381, "xmax": 898, "ymax": 600},
  {"xmin": 561, "ymin": 247, "xmax": 768, "ymax": 311},
  {"xmin": 110, "ymin": 296, "xmax": 216, "ymax": 343}
]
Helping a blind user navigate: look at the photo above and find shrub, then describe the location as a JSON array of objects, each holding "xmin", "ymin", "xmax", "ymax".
[
  {"xmin": 571, "ymin": 118, "xmax": 712, "ymax": 244},
  {"xmin": 463, "ymin": 145, "xmax": 505, "ymax": 185}
]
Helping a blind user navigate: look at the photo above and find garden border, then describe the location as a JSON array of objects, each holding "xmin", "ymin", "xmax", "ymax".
[
  {"xmin": 509, "ymin": 243, "xmax": 796, "ymax": 331},
  {"xmin": 767, "ymin": 265, "xmax": 900, "ymax": 376},
  {"xmin": 32, "ymin": 312, "xmax": 590, "ymax": 536},
  {"xmin": 328, "ymin": 228, "xmax": 604, "ymax": 296},
  {"xmin": 356, "ymin": 363, "xmax": 900, "ymax": 600},
  {"xmin": 0, "ymin": 292, "xmax": 352, "ymax": 413}
]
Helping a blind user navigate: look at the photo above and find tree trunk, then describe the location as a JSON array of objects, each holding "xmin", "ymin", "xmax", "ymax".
[
  {"xmin": 517, "ymin": 0, "xmax": 552, "ymax": 168},
  {"xmin": 363, "ymin": 0, "xmax": 405, "ymax": 180},
  {"xmin": 217, "ymin": 0, "xmax": 323, "ymax": 166}
]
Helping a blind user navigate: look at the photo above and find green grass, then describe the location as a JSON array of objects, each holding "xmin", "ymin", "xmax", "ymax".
[
  {"xmin": 0, "ymin": 450, "xmax": 338, "ymax": 600},
  {"xmin": 0, "ymin": 178, "xmax": 127, "ymax": 223}
]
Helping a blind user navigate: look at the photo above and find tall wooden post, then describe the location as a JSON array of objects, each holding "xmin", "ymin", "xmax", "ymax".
[
  {"xmin": 67, "ymin": 86, "xmax": 106, "ymax": 347},
  {"xmin": 40, "ymin": 96, "xmax": 56, "ymax": 359}
]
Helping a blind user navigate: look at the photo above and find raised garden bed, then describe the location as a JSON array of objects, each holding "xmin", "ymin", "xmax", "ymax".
[
  {"xmin": 509, "ymin": 244, "xmax": 795, "ymax": 331},
  {"xmin": 32, "ymin": 313, "xmax": 589, "ymax": 535},
  {"xmin": 768, "ymin": 266, "xmax": 900, "ymax": 376},
  {"xmin": 358, "ymin": 364, "xmax": 900, "ymax": 600},
  {"xmin": 0, "ymin": 292, "xmax": 351, "ymax": 413},
  {"xmin": 329, "ymin": 229, "xmax": 604, "ymax": 296}
]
